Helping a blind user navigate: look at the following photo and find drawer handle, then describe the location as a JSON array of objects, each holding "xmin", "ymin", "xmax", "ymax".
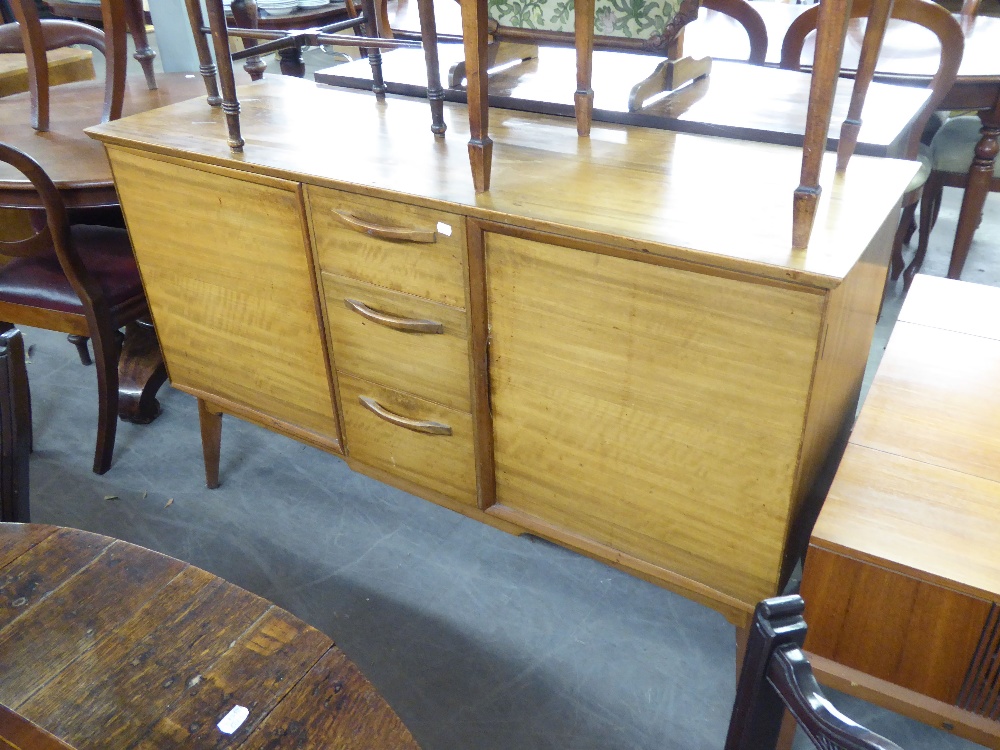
[
  {"xmin": 332, "ymin": 210, "xmax": 437, "ymax": 243},
  {"xmin": 345, "ymin": 299, "xmax": 445, "ymax": 334},
  {"xmin": 359, "ymin": 396, "xmax": 453, "ymax": 436}
]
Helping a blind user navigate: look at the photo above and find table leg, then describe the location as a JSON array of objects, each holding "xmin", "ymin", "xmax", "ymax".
[
  {"xmin": 461, "ymin": 0, "xmax": 492, "ymax": 192},
  {"xmin": 231, "ymin": 0, "xmax": 268, "ymax": 80},
  {"xmin": 118, "ymin": 320, "xmax": 167, "ymax": 426},
  {"xmin": 948, "ymin": 110, "xmax": 1000, "ymax": 280},
  {"xmin": 793, "ymin": 0, "xmax": 852, "ymax": 249},
  {"xmin": 278, "ymin": 46, "xmax": 307, "ymax": 77}
]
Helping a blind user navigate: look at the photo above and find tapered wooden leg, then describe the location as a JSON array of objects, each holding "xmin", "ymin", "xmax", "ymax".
[
  {"xmin": 735, "ymin": 624, "xmax": 750, "ymax": 680},
  {"xmin": 205, "ymin": 0, "xmax": 245, "ymax": 151},
  {"xmin": 574, "ymin": 0, "xmax": 595, "ymax": 137},
  {"xmin": 359, "ymin": 0, "xmax": 387, "ymax": 99},
  {"xmin": 416, "ymin": 0, "xmax": 446, "ymax": 136},
  {"xmin": 124, "ymin": 0, "xmax": 157, "ymax": 90},
  {"xmin": 91, "ymin": 329, "xmax": 122, "ymax": 475},
  {"xmin": 793, "ymin": 0, "xmax": 853, "ymax": 249},
  {"xmin": 836, "ymin": 0, "xmax": 893, "ymax": 171},
  {"xmin": 278, "ymin": 46, "xmax": 307, "ymax": 77},
  {"xmin": 198, "ymin": 399, "xmax": 222, "ymax": 489},
  {"xmin": 948, "ymin": 113, "xmax": 1000, "ymax": 281},
  {"xmin": 98, "ymin": 0, "xmax": 127, "ymax": 123},
  {"xmin": 67, "ymin": 334, "xmax": 92, "ymax": 366},
  {"xmin": 184, "ymin": 0, "xmax": 223, "ymax": 107},
  {"xmin": 461, "ymin": 0, "xmax": 492, "ymax": 191}
]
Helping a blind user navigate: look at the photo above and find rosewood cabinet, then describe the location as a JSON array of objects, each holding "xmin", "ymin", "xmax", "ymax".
[{"xmin": 92, "ymin": 76, "xmax": 917, "ymax": 628}]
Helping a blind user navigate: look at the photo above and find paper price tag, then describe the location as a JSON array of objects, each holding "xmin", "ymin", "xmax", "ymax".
[{"xmin": 218, "ymin": 705, "xmax": 249, "ymax": 735}]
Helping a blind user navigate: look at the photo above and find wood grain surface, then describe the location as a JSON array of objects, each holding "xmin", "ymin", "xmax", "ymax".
[
  {"xmin": 87, "ymin": 75, "xmax": 916, "ymax": 285},
  {"xmin": 0, "ymin": 523, "xmax": 420, "ymax": 749},
  {"xmin": 108, "ymin": 146, "xmax": 341, "ymax": 443},
  {"xmin": 485, "ymin": 230, "xmax": 823, "ymax": 605}
]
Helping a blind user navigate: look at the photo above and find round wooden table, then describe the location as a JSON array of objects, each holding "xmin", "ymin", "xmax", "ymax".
[{"xmin": 0, "ymin": 523, "xmax": 420, "ymax": 749}]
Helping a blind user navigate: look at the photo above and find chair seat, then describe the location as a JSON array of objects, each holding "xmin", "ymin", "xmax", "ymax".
[
  {"xmin": 930, "ymin": 115, "xmax": 1000, "ymax": 176},
  {"xmin": 0, "ymin": 224, "xmax": 141, "ymax": 315}
]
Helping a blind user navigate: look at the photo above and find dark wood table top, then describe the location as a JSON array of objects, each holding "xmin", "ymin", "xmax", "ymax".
[
  {"xmin": 0, "ymin": 523, "xmax": 420, "ymax": 749},
  {"xmin": 0, "ymin": 72, "xmax": 245, "ymax": 209},
  {"xmin": 315, "ymin": 48, "xmax": 928, "ymax": 156}
]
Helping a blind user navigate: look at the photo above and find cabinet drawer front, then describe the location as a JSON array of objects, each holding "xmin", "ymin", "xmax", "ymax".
[
  {"xmin": 307, "ymin": 186, "xmax": 467, "ymax": 308},
  {"xmin": 340, "ymin": 375, "xmax": 477, "ymax": 506},
  {"xmin": 323, "ymin": 273, "xmax": 471, "ymax": 412}
]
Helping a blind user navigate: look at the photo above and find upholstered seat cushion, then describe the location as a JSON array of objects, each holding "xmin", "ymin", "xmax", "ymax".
[
  {"xmin": 0, "ymin": 224, "xmax": 141, "ymax": 315},
  {"xmin": 931, "ymin": 115, "xmax": 1000, "ymax": 176}
]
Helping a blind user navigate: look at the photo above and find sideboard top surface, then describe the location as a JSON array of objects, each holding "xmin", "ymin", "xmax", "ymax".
[
  {"xmin": 813, "ymin": 275, "xmax": 1000, "ymax": 603},
  {"xmin": 88, "ymin": 75, "xmax": 917, "ymax": 289}
]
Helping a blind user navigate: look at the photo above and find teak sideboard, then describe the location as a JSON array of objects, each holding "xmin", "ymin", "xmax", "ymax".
[{"xmin": 87, "ymin": 76, "xmax": 916, "ymax": 629}]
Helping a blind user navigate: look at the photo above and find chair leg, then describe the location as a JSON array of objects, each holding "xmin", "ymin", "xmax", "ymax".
[
  {"xmin": 904, "ymin": 175, "xmax": 942, "ymax": 291},
  {"xmin": 67, "ymin": 334, "xmax": 92, "ymax": 366},
  {"xmin": 198, "ymin": 398, "xmax": 222, "ymax": 489},
  {"xmin": 889, "ymin": 201, "xmax": 916, "ymax": 282},
  {"xmin": 0, "ymin": 325, "xmax": 30, "ymax": 523},
  {"xmin": 90, "ymin": 330, "xmax": 122, "ymax": 475},
  {"xmin": 359, "ymin": 0, "xmax": 387, "ymax": 100},
  {"xmin": 123, "ymin": 0, "xmax": 157, "ymax": 90}
]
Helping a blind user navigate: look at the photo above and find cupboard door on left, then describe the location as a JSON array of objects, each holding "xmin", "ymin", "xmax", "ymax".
[{"xmin": 107, "ymin": 147, "xmax": 340, "ymax": 446}]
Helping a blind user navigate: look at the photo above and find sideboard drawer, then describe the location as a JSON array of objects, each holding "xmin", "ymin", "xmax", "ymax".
[
  {"xmin": 323, "ymin": 272, "xmax": 471, "ymax": 412},
  {"xmin": 307, "ymin": 186, "xmax": 467, "ymax": 308},
  {"xmin": 339, "ymin": 375, "xmax": 477, "ymax": 506}
]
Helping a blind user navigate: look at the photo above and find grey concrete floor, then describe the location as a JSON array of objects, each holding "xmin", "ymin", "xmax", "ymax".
[{"xmin": 21, "ymin": 32, "xmax": 999, "ymax": 750}]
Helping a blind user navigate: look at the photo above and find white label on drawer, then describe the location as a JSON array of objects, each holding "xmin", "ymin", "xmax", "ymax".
[
  {"xmin": 218, "ymin": 705, "xmax": 249, "ymax": 734},
  {"xmin": 436, "ymin": 222, "xmax": 453, "ymax": 237}
]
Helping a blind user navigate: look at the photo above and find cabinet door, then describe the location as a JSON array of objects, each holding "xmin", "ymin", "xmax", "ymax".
[
  {"xmin": 485, "ymin": 233, "xmax": 824, "ymax": 607},
  {"xmin": 108, "ymin": 148, "xmax": 340, "ymax": 445}
]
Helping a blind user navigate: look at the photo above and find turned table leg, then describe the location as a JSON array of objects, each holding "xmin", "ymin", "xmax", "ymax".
[
  {"xmin": 948, "ymin": 109, "xmax": 1000, "ymax": 280},
  {"xmin": 118, "ymin": 320, "xmax": 167, "ymax": 425}
]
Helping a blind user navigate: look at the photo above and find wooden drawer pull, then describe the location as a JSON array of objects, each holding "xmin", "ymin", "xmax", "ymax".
[
  {"xmin": 344, "ymin": 299, "xmax": 445, "ymax": 334},
  {"xmin": 359, "ymin": 396, "xmax": 453, "ymax": 435},
  {"xmin": 332, "ymin": 210, "xmax": 437, "ymax": 243}
]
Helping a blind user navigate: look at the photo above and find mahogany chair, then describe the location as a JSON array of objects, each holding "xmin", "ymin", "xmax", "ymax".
[
  {"xmin": 0, "ymin": 326, "xmax": 29, "ymax": 523},
  {"xmin": 0, "ymin": 0, "xmax": 130, "ymax": 132},
  {"xmin": 0, "ymin": 142, "xmax": 148, "ymax": 475},
  {"xmin": 726, "ymin": 595, "xmax": 905, "ymax": 750},
  {"xmin": 909, "ymin": 98, "xmax": 1000, "ymax": 287},
  {"xmin": 779, "ymin": 0, "xmax": 963, "ymax": 286},
  {"xmin": 0, "ymin": 703, "xmax": 75, "ymax": 750}
]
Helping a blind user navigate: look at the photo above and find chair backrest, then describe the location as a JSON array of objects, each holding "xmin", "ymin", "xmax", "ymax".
[
  {"xmin": 0, "ymin": 0, "xmax": 127, "ymax": 131},
  {"xmin": 0, "ymin": 703, "xmax": 75, "ymax": 749},
  {"xmin": 725, "ymin": 596, "xmax": 905, "ymax": 750},
  {"xmin": 486, "ymin": 0, "xmax": 765, "ymax": 59},
  {"xmin": 0, "ymin": 142, "xmax": 110, "ymax": 319},
  {"xmin": 778, "ymin": 0, "xmax": 964, "ymax": 160}
]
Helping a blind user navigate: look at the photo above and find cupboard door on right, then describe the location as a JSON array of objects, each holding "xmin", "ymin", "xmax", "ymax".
[{"xmin": 484, "ymin": 232, "xmax": 825, "ymax": 607}]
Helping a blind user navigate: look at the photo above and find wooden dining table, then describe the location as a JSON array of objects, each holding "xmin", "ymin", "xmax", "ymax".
[
  {"xmin": 0, "ymin": 522, "xmax": 420, "ymax": 749},
  {"xmin": 0, "ymin": 71, "xmax": 247, "ymax": 425}
]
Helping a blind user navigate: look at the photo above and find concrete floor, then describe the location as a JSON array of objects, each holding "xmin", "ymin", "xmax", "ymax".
[{"xmin": 21, "ymin": 33, "xmax": 1000, "ymax": 750}]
